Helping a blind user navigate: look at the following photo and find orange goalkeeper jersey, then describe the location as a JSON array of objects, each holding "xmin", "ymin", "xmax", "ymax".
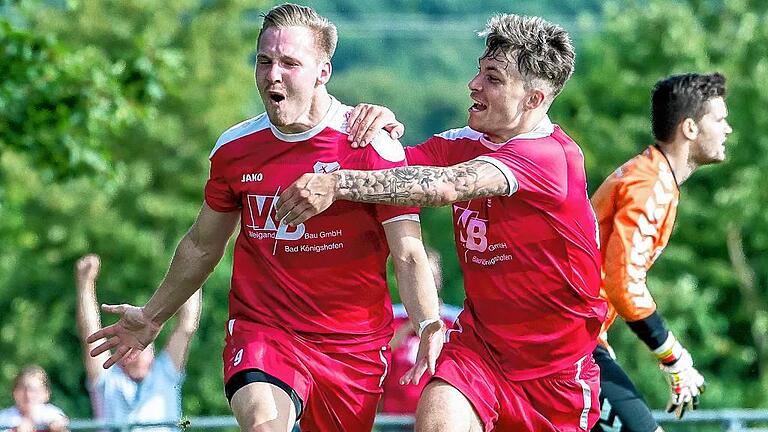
[{"xmin": 591, "ymin": 145, "xmax": 679, "ymax": 347}]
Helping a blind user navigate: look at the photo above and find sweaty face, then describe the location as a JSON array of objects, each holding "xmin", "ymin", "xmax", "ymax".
[
  {"xmin": 256, "ymin": 26, "xmax": 328, "ymax": 133},
  {"xmin": 690, "ymin": 97, "xmax": 732, "ymax": 165},
  {"xmin": 13, "ymin": 376, "xmax": 49, "ymax": 416},
  {"xmin": 467, "ymin": 55, "xmax": 531, "ymax": 143}
]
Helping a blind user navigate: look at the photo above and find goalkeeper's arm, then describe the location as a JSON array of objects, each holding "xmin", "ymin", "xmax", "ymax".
[{"xmin": 627, "ymin": 311, "xmax": 706, "ymax": 419}]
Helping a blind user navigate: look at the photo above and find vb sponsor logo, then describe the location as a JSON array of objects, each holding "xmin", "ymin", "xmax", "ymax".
[
  {"xmin": 245, "ymin": 192, "xmax": 305, "ymax": 241},
  {"xmin": 454, "ymin": 204, "xmax": 488, "ymax": 253}
]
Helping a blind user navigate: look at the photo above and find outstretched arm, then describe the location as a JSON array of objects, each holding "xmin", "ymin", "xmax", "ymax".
[
  {"xmin": 382, "ymin": 220, "xmax": 444, "ymax": 385},
  {"xmin": 275, "ymin": 159, "xmax": 510, "ymax": 225},
  {"xmin": 87, "ymin": 203, "xmax": 239, "ymax": 369},
  {"xmin": 75, "ymin": 254, "xmax": 109, "ymax": 384}
]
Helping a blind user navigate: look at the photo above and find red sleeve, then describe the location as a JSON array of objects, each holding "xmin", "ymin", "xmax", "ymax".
[
  {"xmin": 204, "ymin": 153, "xmax": 240, "ymax": 212},
  {"xmin": 404, "ymin": 136, "xmax": 449, "ymax": 167},
  {"xmin": 480, "ymin": 138, "xmax": 567, "ymax": 207}
]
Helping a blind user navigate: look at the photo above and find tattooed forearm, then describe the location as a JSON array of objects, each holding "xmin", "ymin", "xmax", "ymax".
[{"xmin": 334, "ymin": 160, "xmax": 510, "ymax": 207}]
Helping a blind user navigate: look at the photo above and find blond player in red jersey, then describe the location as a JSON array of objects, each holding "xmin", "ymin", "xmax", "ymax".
[
  {"xmin": 277, "ymin": 14, "xmax": 606, "ymax": 432},
  {"xmin": 85, "ymin": 4, "xmax": 444, "ymax": 432},
  {"xmin": 591, "ymin": 73, "xmax": 732, "ymax": 432}
]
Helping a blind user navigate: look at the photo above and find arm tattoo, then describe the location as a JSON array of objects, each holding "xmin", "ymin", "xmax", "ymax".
[{"xmin": 335, "ymin": 160, "xmax": 510, "ymax": 206}]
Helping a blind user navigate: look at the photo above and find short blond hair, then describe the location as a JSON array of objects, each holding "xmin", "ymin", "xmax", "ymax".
[
  {"xmin": 259, "ymin": 3, "xmax": 338, "ymax": 61},
  {"xmin": 480, "ymin": 14, "xmax": 575, "ymax": 98}
]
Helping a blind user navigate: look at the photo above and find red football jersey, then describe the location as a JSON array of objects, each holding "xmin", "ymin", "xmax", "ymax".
[
  {"xmin": 205, "ymin": 97, "xmax": 418, "ymax": 351},
  {"xmin": 406, "ymin": 117, "xmax": 606, "ymax": 380}
]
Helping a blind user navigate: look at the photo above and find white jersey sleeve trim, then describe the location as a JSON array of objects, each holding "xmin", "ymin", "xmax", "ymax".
[
  {"xmin": 475, "ymin": 156, "xmax": 519, "ymax": 196},
  {"xmin": 381, "ymin": 214, "xmax": 420, "ymax": 225},
  {"xmin": 369, "ymin": 132, "xmax": 406, "ymax": 162},
  {"xmin": 210, "ymin": 113, "xmax": 270, "ymax": 159}
]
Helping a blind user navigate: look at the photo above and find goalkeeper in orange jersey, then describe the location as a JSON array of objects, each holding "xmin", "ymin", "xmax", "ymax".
[{"xmin": 591, "ymin": 73, "xmax": 731, "ymax": 432}]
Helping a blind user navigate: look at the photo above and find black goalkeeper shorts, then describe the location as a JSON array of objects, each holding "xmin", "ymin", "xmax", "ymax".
[{"xmin": 591, "ymin": 345, "xmax": 659, "ymax": 432}]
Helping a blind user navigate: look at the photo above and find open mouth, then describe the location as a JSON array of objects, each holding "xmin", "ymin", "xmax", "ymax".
[
  {"xmin": 469, "ymin": 101, "xmax": 487, "ymax": 112},
  {"xmin": 269, "ymin": 93, "xmax": 286, "ymax": 103}
]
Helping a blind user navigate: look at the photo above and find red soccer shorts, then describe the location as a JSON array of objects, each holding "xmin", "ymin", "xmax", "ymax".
[
  {"xmin": 431, "ymin": 328, "xmax": 601, "ymax": 431},
  {"xmin": 223, "ymin": 319, "xmax": 391, "ymax": 432}
]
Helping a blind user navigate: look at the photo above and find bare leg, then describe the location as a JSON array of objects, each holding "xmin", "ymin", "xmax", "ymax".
[
  {"xmin": 230, "ymin": 382, "xmax": 297, "ymax": 432},
  {"xmin": 415, "ymin": 380, "xmax": 484, "ymax": 432}
]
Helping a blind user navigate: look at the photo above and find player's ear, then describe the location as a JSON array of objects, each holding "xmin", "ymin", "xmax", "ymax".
[
  {"xmin": 317, "ymin": 60, "xmax": 332, "ymax": 86},
  {"xmin": 524, "ymin": 89, "xmax": 547, "ymax": 111},
  {"xmin": 681, "ymin": 117, "xmax": 699, "ymax": 141}
]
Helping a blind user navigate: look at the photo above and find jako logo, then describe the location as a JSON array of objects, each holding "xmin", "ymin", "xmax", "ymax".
[
  {"xmin": 241, "ymin": 172, "xmax": 264, "ymax": 182},
  {"xmin": 246, "ymin": 193, "xmax": 305, "ymax": 241}
]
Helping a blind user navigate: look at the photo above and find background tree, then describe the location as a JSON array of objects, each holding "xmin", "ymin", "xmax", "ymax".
[{"xmin": 0, "ymin": 0, "xmax": 263, "ymax": 417}]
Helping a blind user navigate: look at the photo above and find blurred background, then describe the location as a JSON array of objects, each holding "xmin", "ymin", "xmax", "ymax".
[{"xmin": 1, "ymin": 0, "xmax": 766, "ymax": 425}]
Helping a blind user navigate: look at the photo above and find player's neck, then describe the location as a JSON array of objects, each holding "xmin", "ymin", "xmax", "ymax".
[
  {"xmin": 656, "ymin": 140, "xmax": 695, "ymax": 185},
  {"xmin": 274, "ymin": 90, "xmax": 333, "ymax": 134},
  {"xmin": 486, "ymin": 109, "xmax": 548, "ymax": 143}
]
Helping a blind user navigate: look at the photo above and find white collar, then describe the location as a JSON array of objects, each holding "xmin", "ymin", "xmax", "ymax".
[{"xmin": 479, "ymin": 114, "xmax": 555, "ymax": 151}]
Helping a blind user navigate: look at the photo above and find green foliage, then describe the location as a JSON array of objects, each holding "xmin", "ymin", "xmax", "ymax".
[
  {"xmin": 0, "ymin": 18, "xmax": 130, "ymax": 180},
  {"xmin": 0, "ymin": 0, "xmax": 262, "ymax": 418}
]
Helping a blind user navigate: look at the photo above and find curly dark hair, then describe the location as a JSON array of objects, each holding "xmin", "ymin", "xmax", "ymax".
[
  {"xmin": 480, "ymin": 14, "xmax": 575, "ymax": 98},
  {"xmin": 651, "ymin": 73, "xmax": 727, "ymax": 142}
]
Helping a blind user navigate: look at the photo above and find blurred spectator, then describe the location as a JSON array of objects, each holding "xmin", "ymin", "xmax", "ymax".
[
  {"xmin": 0, "ymin": 365, "xmax": 68, "ymax": 432},
  {"xmin": 380, "ymin": 249, "xmax": 461, "ymax": 416},
  {"xmin": 75, "ymin": 255, "xmax": 201, "ymax": 431}
]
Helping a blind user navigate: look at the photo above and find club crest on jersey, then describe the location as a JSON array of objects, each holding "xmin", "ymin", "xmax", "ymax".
[{"xmin": 313, "ymin": 161, "xmax": 341, "ymax": 174}]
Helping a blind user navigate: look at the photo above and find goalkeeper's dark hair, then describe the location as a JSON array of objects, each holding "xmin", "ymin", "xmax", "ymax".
[
  {"xmin": 651, "ymin": 73, "xmax": 727, "ymax": 142},
  {"xmin": 258, "ymin": 3, "xmax": 338, "ymax": 61}
]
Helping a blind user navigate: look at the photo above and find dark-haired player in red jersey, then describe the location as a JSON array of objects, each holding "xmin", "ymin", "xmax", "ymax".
[
  {"xmin": 85, "ymin": 4, "xmax": 444, "ymax": 432},
  {"xmin": 277, "ymin": 14, "xmax": 606, "ymax": 432}
]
